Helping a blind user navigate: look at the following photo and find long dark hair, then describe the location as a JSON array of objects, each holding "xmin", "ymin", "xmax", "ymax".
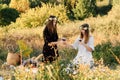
[
  {"xmin": 45, "ymin": 15, "xmax": 57, "ymax": 34},
  {"xmin": 80, "ymin": 23, "xmax": 90, "ymax": 44}
]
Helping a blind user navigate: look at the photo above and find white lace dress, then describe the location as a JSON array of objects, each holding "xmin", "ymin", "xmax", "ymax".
[{"xmin": 71, "ymin": 36, "xmax": 94, "ymax": 67}]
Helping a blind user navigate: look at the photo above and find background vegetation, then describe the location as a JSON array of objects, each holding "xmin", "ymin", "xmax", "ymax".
[{"xmin": 0, "ymin": 0, "xmax": 120, "ymax": 80}]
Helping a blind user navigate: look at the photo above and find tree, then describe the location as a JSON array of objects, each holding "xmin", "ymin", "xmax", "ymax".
[
  {"xmin": 64, "ymin": 0, "xmax": 76, "ymax": 19},
  {"xmin": 72, "ymin": 0, "xmax": 96, "ymax": 20},
  {"xmin": 0, "ymin": 8, "xmax": 19, "ymax": 26}
]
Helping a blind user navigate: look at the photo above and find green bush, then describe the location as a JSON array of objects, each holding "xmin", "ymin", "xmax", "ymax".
[
  {"xmin": 72, "ymin": 0, "xmax": 96, "ymax": 20},
  {"xmin": 40, "ymin": 0, "xmax": 62, "ymax": 5},
  {"xmin": 29, "ymin": 0, "xmax": 41, "ymax": 8},
  {"xmin": 0, "ymin": 0, "xmax": 11, "ymax": 5},
  {"xmin": 64, "ymin": 0, "xmax": 76, "ymax": 19},
  {"xmin": 8, "ymin": 3, "xmax": 68, "ymax": 28},
  {"xmin": 93, "ymin": 41, "xmax": 120, "ymax": 66},
  {"xmin": 0, "ymin": 48, "xmax": 8, "ymax": 62},
  {"xmin": 0, "ymin": 8, "xmax": 19, "ymax": 26}
]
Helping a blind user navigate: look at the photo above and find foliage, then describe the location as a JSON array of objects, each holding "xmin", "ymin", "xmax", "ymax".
[
  {"xmin": 0, "ymin": 0, "xmax": 10, "ymax": 5},
  {"xmin": 29, "ymin": 0, "xmax": 41, "ymax": 8},
  {"xmin": 8, "ymin": 3, "xmax": 68, "ymax": 28},
  {"xmin": 0, "ymin": 0, "xmax": 119, "ymax": 68},
  {"xmin": 93, "ymin": 41, "xmax": 120, "ymax": 66},
  {"xmin": 2, "ymin": 50, "xmax": 120, "ymax": 80},
  {"xmin": 72, "ymin": 0, "xmax": 96, "ymax": 20},
  {"xmin": 40, "ymin": 0, "xmax": 62, "ymax": 5},
  {"xmin": 9, "ymin": 0, "xmax": 30, "ymax": 13},
  {"xmin": 96, "ymin": 5, "xmax": 112, "ymax": 16},
  {"xmin": 64, "ymin": 0, "xmax": 96, "ymax": 20},
  {"xmin": 0, "ymin": 48, "xmax": 7, "ymax": 61},
  {"xmin": 64, "ymin": 0, "xmax": 76, "ymax": 19},
  {"xmin": 0, "ymin": 4, "xmax": 8, "ymax": 10},
  {"xmin": 0, "ymin": 7, "xmax": 19, "ymax": 26},
  {"xmin": 17, "ymin": 40, "xmax": 33, "ymax": 58}
]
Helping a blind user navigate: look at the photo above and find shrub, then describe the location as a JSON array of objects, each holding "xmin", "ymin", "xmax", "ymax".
[
  {"xmin": 93, "ymin": 41, "xmax": 120, "ymax": 66},
  {"xmin": 0, "ymin": 48, "xmax": 8, "ymax": 62},
  {"xmin": 64, "ymin": 0, "xmax": 76, "ymax": 19},
  {"xmin": 9, "ymin": 0, "xmax": 30, "ymax": 13},
  {"xmin": 0, "ymin": 8, "xmax": 19, "ymax": 26},
  {"xmin": 29, "ymin": 0, "xmax": 41, "ymax": 8},
  {"xmin": 17, "ymin": 40, "xmax": 33, "ymax": 59},
  {"xmin": 40, "ymin": 0, "xmax": 62, "ymax": 4},
  {"xmin": 8, "ymin": 3, "xmax": 68, "ymax": 28},
  {"xmin": 72, "ymin": 0, "xmax": 96, "ymax": 20}
]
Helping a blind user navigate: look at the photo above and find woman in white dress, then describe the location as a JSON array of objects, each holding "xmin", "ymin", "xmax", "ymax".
[
  {"xmin": 64, "ymin": 23, "xmax": 94, "ymax": 74},
  {"xmin": 49, "ymin": 23, "xmax": 94, "ymax": 74}
]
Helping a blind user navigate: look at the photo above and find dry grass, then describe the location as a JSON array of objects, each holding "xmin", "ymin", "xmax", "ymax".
[
  {"xmin": 0, "ymin": 58, "xmax": 120, "ymax": 80},
  {"xmin": 0, "ymin": 1, "xmax": 120, "ymax": 80}
]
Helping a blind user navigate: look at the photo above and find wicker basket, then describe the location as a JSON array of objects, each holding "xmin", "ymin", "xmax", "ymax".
[{"xmin": 6, "ymin": 52, "xmax": 21, "ymax": 66}]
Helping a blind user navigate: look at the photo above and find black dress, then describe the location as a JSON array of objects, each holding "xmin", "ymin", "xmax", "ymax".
[{"xmin": 42, "ymin": 27, "xmax": 59, "ymax": 63}]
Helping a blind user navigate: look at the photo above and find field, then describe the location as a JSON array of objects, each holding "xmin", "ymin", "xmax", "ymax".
[{"xmin": 0, "ymin": 0, "xmax": 120, "ymax": 80}]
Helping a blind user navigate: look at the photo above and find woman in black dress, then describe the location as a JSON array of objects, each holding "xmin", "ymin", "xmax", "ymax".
[{"xmin": 42, "ymin": 15, "xmax": 59, "ymax": 63}]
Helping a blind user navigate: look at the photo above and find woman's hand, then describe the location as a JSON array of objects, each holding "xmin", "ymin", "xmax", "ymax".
[
  {"xmin": 79, "ymin": 42, "xmax": 93, "ymax": 52},
  {"xmin": 48, "ymin": 42, "xmax": 57, "ymax": 46}
]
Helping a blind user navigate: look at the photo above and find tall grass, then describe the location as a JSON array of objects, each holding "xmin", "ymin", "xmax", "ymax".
[
  {"xmin": 0, "ymin": 2, "xmax": 120, "ymax": 61},
  {"xmin": 1, "ymin": 51, "xmax": 120, "ymax": 80},
  {"xmin": 0, "ymin": 1, "xmax": 120, "ymax": 80}
]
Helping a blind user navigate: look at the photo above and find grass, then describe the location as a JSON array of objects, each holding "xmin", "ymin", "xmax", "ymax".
[
  {"xmin": 0, "ymin": 54, "xmax": 120, "ymax": 80},
  {"xmin": 0, "ymin": 1, "xmax": 120, "ymax": 80}
]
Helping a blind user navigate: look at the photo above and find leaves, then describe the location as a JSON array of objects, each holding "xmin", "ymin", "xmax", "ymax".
[{"xmin": 17, "ymin": 40, "xmax": 33, "ymax": 58}]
